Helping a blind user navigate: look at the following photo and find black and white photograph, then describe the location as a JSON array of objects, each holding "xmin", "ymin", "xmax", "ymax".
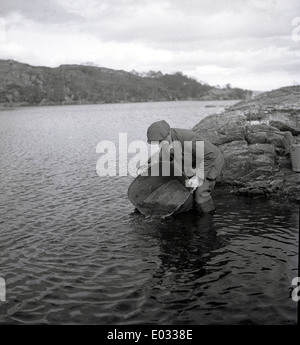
[{"xmin": 0, "ymin": 0, "xmax": 299, "ymax": 330}]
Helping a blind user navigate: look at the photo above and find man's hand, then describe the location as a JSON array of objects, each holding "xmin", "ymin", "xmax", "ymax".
[
  {"xmin": 137, "ymin": 164, "xmax": 149, "ymax": 175},
  {"xmin": 149, "ymin": 157, "xmax": 159, "ymax": 167},
  {"xmin": 186, "ymin": 175, "xmax": 203, "ymax": 188}
]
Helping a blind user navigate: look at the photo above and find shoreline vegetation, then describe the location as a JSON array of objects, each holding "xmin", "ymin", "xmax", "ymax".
[
  {"xmin": 0, "ymin": 98, "xmax": 239, "ymax": 109},
  {"xmin": 0, "ymin": 59, "xmax": 252, "ymax": 107},
  {"xmin": 0, "ymin": 99, "xmax": 238, "ymax": 112}
]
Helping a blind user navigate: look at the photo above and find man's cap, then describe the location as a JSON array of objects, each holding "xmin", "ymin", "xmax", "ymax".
[{"xmin": 147, "ymin": 120, "xmax": 170, "ymax": 143}]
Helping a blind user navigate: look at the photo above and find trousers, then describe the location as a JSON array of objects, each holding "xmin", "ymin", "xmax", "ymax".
[{"xmin": 194, "ymin": 178, "xmax": 216, "ymax": 213}]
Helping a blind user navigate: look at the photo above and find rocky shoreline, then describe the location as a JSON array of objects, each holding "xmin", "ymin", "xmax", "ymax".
[{"xmin": 193, "ymin": 86, "xmax": 300, "ymax": 203}]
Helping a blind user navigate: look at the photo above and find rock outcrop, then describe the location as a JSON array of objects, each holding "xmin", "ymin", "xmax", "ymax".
[{"xmin": 193, "ymin": 86, "xmax": 300, "ymax": 202}]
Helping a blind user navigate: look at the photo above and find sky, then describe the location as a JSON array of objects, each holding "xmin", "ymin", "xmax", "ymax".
[{"xmin": 0, "ymin": 0, "xmax": 299, "ymax": 91}]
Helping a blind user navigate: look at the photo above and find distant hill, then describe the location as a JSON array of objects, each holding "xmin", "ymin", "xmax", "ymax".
[
  {"xmin": 0, "ymin": 60, "xmax": 253, "ymax": 106},
  {"xmin": 229, "ymin": 85, "xmax": 300, "ymax": 111}
]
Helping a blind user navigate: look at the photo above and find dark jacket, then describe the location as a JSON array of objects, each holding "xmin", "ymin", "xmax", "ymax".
[{"xmin": 169, "ymin": 128, "xmax": 224, "ymax": 180}]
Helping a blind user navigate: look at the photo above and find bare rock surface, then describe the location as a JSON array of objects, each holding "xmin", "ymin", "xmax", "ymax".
[{"xmin": 193, "ymin": 86, "xmax": 300, "ymax": 202}]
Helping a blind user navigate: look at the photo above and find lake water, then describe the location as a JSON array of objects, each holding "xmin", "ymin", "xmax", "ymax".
[{"xmin": 0, "ymin": 101, "xmax": 298, "ymax": 325}]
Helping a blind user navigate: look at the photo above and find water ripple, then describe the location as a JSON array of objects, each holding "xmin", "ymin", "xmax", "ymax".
[{"xmin": 0, "ymin": 103, "xmax": 298, "ymax": 325}]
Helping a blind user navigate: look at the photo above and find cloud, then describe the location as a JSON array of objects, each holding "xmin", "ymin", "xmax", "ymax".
[
  {"xmin": 0, "ymin": 0, "xmax": 299, "ymax": 90},
  {"xmin": 0, "ymin": 0, "xmax": 80, "ymax": 23},
  {"xmin": 63, "ymin": 0, "xmax": 300, "ymax": 43}
]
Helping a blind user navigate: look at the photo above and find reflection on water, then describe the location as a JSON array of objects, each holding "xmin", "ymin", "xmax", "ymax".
[
  {"xmin": 0, "ymin": 102, "xmax": 298, "ymax": 325},
  {"xmin": 125, "ymin": 191, "xmax": 298, "ymax": 325}
]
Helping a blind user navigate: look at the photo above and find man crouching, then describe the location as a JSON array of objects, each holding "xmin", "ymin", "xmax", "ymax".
[{"xmin": 146, "ymin": 120, "xmax": 224, "ymax": 214}]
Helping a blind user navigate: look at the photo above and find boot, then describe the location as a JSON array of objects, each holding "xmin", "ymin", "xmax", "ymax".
[
  {"xmin": 197, "ymin": 199, "xmax": 216, "ymax": 214},
  {"xmin": 194, "ymin": 201, "xmax": 202, "ymax": 215}
]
